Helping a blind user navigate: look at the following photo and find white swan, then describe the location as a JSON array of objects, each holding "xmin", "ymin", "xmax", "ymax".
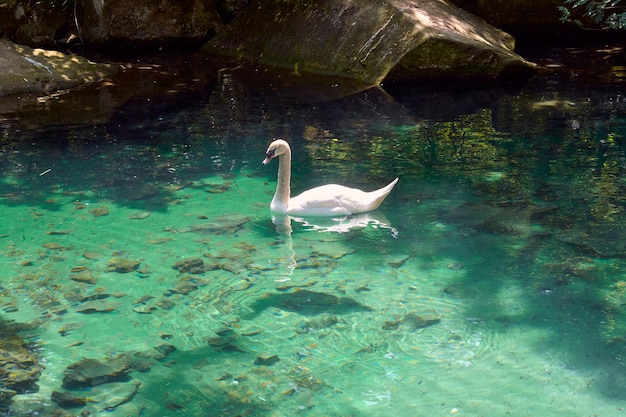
[{"xmin": 262, "ymin": 139, "xmax": 398, "ymax": 216}]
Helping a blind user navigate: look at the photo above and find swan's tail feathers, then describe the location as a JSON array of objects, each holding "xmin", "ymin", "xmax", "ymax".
[{"xmin": 367, "ymin": 177, "xmax": 399, "ymax": 211}]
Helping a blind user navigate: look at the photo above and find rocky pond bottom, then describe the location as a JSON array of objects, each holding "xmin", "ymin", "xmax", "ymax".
[{"xmin": 2, "ymin": 70, "xmax": 626, "ymax": 417}]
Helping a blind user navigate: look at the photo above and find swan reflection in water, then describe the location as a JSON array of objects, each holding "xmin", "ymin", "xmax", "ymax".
[
  {"xmin": 270, "ymin": 211, "xmax": 398, "ymax": 277},
  {"xmin": 272, "ymin": 211, "xmax": 398, "ymax": 236}
]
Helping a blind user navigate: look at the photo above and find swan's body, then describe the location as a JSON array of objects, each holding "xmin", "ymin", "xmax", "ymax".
[{"xmin": 262, "ymin": 139, "xmax": 398, "ymax": 216}]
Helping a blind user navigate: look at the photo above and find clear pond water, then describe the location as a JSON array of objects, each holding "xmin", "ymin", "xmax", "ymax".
[{"xmin": 2, "ymin": 50, "xmax": 626, "ymax": 417}]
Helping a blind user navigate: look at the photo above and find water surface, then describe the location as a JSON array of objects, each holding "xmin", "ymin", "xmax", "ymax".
[{"xmin": 1, "ymin": 50, "xmax": 626, "ymax": 417}]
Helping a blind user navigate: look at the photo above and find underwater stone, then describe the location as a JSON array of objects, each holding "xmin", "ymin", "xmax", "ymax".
[
  {"xmin": 132, "ymin": 304, "xmax": 156, "ymax": 314},
  {"xmin": 172, "ymin": 258, "xmax": 204, "ymax": 273},
  {"xmin": 106, "ymin": 258, "xmax": 140, "ymax": 273},
  {"xmin": 0, "ymin": 333, "xmax": 43, "ymax": 407},
  {"xmin": 128, "ymin": 212, "xmax": 152, "ymax": 219},
  {"xmin": 557, "ymin": 224, "xmax": 626, "ymax": 258},
  {"xmin": 57, "ymin": 322, "xmax": 85, "ymax": 336},
  {"xmin": 82, "ymin": 251, "xmax": 102, "ymax": 260},
  {"xmin": 177, "ymin": 214, "xmax": 250, "ymax": 235},
  {"xmin": 276, "ymin": 281, "xmax": 318, "ymax": 291},
  {"xmin": 443, "ymin": 283, "xmax": 477, "ymax": 299},
  {"xmin": 62, "ymin": 354, "xmax": 132, "ymax": 388},
  {"xmin": 70, "ymin": 269, "xmax": 96, "ymax": 284},
  {"xmin": 166, "ymin": 280, "xmax": 198, "ymax": 295},
  {"xmin": 154, "ymin": 343, "xmax": 176, "ymax": 357},
  {"xmin": 254, "ymin": 353, "xmax": 280, "ymax": 366},
  {"xmin": 156, "ymin": 298, "xmax": 175, "ymax": 310},
  {"xmin": 130, "ymin": 358, "xmax": 152, "ymax": 372},
  {"xmin": 78, "ymin": 293, "xmax": 110, "ymax": 303},
  {"xmin": 92, "ymin": 206, "xmax": 109, "ymax": 217},
  {"xmin": 147, "ymin": 237, "xmax": 173, "ymax": 244},
  {"xmin": 207, "ymin": 328, "xmax": 244, "ymax": 351},
  {"xmin": 402, "ymin": 313, "xmax": 441, "ymax": 329},
  {"xmin": 50, "ymin": 390, "xmax": 87, "ymax": 408},
  {"xmin": 0, "ymin": 388, "xmax": 17, "ymax": 404},
  {"xmin": 134, "ymin": 294, "xmax": 155, "ymax": 304},
  {"xmin": 134, "ymin": 343, "xmax": 176, "ymax": 361},
  {"xmin": 93, "ymin": 379, "xmax": 142, "ymax": 411},
  {"xmin": 221, "ymin": 260, "xmax": 252, "ymax": 275},
  {"xmin": 208, "ymin": 329, "xmax": 238, "ymax": 348},
  {"xmin": 382, "ymin": 320, "xmax": 400, "ymax": 330},
  {"xmin": 243, "ymin": 289, "xmax": 374, "ymax": 317},
  {"xmin": 42, "ymin": 242, "xmax": 72, "ymax": 250},
  {"xmin": 76, "ymin": 300, "xmax": 121, "ymax": 314},
  {"xmin": 382, "ymin": 312, "xmax": 441, "ymax": 331},
  {"xmin": 387, "ymin": 255, "xmax": 411, "ymax": 268},
  {"xmin": 297, "ymin": 315, "xmax": 339, "ymax": 333}
]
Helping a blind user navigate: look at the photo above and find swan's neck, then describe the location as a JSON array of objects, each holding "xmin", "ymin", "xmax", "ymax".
[{"xmin": 272, "ymin": 148, "xmax": 291, "ymax": 212}]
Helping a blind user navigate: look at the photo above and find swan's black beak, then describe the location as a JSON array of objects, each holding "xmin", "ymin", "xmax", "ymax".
[{"xmin": 262, "ymin": 148, "xmax": 276, "ymax": 165}]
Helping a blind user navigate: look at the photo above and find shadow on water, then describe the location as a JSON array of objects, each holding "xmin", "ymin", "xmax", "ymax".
[
  {"xmin": 240, "ymin": 289, "xmax": 374, "ymax": 319},
  {"xmin": 409, "ymin": 113, "xmax": 626, "ymax": 400}
]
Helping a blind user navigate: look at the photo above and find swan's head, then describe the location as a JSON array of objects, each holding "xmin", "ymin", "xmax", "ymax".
[{"xmin": 262, "ymin": 139, "xmax": 290, "ymax": 165}]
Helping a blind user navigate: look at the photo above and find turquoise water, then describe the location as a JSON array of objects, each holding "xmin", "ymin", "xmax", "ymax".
[{"xmin": 2, "ymin": 60, "xmax": 626, "ymax": 417}]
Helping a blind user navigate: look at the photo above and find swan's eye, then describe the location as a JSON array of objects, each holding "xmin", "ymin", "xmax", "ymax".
[{"xmin": 266, "ymin": 148, "xmax": 276, "ymax": 158}]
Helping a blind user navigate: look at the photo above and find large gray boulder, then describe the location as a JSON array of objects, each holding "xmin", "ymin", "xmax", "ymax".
[
  {"xmin": 201, "ymin": 0, "xmax": 536, "ymax": 85},
  {"xmin": 82, "ymin": 0, "xmax": 224, "ymax": 48}
]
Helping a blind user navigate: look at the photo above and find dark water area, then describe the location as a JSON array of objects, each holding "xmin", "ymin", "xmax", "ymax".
[{"xmin": 1, "ymin": 42, "xmax": 626, "ymax": 416}]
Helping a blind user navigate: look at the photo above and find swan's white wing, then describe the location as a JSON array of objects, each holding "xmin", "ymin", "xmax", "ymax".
[{"xmin": 288, "ymin": 184, "xmax": 374, "ymax": 216}]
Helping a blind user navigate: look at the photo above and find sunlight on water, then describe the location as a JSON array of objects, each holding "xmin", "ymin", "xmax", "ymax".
[{"xmin": 1, "ymin": 71, "xmax": 626, "ymax": 417}]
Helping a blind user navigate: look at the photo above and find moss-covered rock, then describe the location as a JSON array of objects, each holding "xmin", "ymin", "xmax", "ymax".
[
  {"xmin": 201, "ymin": 0, "xmax": 535, "ymax": 85},
  {"xmin": 0, "ymin": 39, "xmax": 118, "ymax": 96},
  {"xmin": 0, "ymin": 321, "xmax": 43, "ymax": 409}
]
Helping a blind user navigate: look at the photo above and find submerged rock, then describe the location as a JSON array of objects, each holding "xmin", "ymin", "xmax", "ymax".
[
  {"xmin": 297, "ymin": 315, "xmax": 339, "ymax": 333},
  {"xmin": 106, "ymin": 258, "xmax": 141, "ymax": 273},
  {"xmin": 50, "ymin": 390, "xmax": 87, "ymax": 408},
  {"xmin": 70, "ymin": 268, "xmax": 96, "ymax": 284},
  {"xmin": 382, "ymin": 312, "xmax": 441, "ymax": 331},
  {"xmin": 57, "ymin": 322, "xmax": 85, "ymax": 337},
  {"xmin": 92, "ymin": 206, "xmax": 109, "ymax": 217},
  {"xmin": 134, "ymin": 343, "xmax": 176, "ymax": 361},
  {"xmin": 132, "ymin": 304, "xmax": 156, "ymax": 314},
  {"xmin": 82, "ymin": 251, "xmax": 103, "ymax": 260},
  {"xmin": 254, "ymin": 353, "xmax": 280, "ymax": 366},
  {"xmin": 94, "ymin": 379, "xmax": 141, "ymax": 411},
  {"xmin": 207, "ymin": 328, "xmax": 242, "ymax": 351},
  {"xmin": 244, "ymin": 289, "xmax": 373, "ymax": 317},
  {"xmin": 128, "ymin": 211, "xmax": 152, "ymax": 219},
  {"xmin": 176, "ymin": 214, "xmax": 250, "ymax": 235},
  {"xmin": 172, "ymin": 258, "xmax": 205, "ymax": 273},
  {"xmin": 62, "ymin": 354, "xmax": 133, "ymax": 388},
  {"xmin": 166, "ymin": 280, "xmax": 198, "ymax": 296},
  {"xmin": 0, "ymin": 330, "xmax": 43, "ymax": 408},
  {"xmin": 558, "ymin": 224, "xmax": 626, "ymax": 258},
  {"xmin": 76, "ymin": 300, "xmax": 122, "ymax": 314},
  {"xmin": 156, "ymin": 298, "xmax": 176, "ymax": 310}
]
